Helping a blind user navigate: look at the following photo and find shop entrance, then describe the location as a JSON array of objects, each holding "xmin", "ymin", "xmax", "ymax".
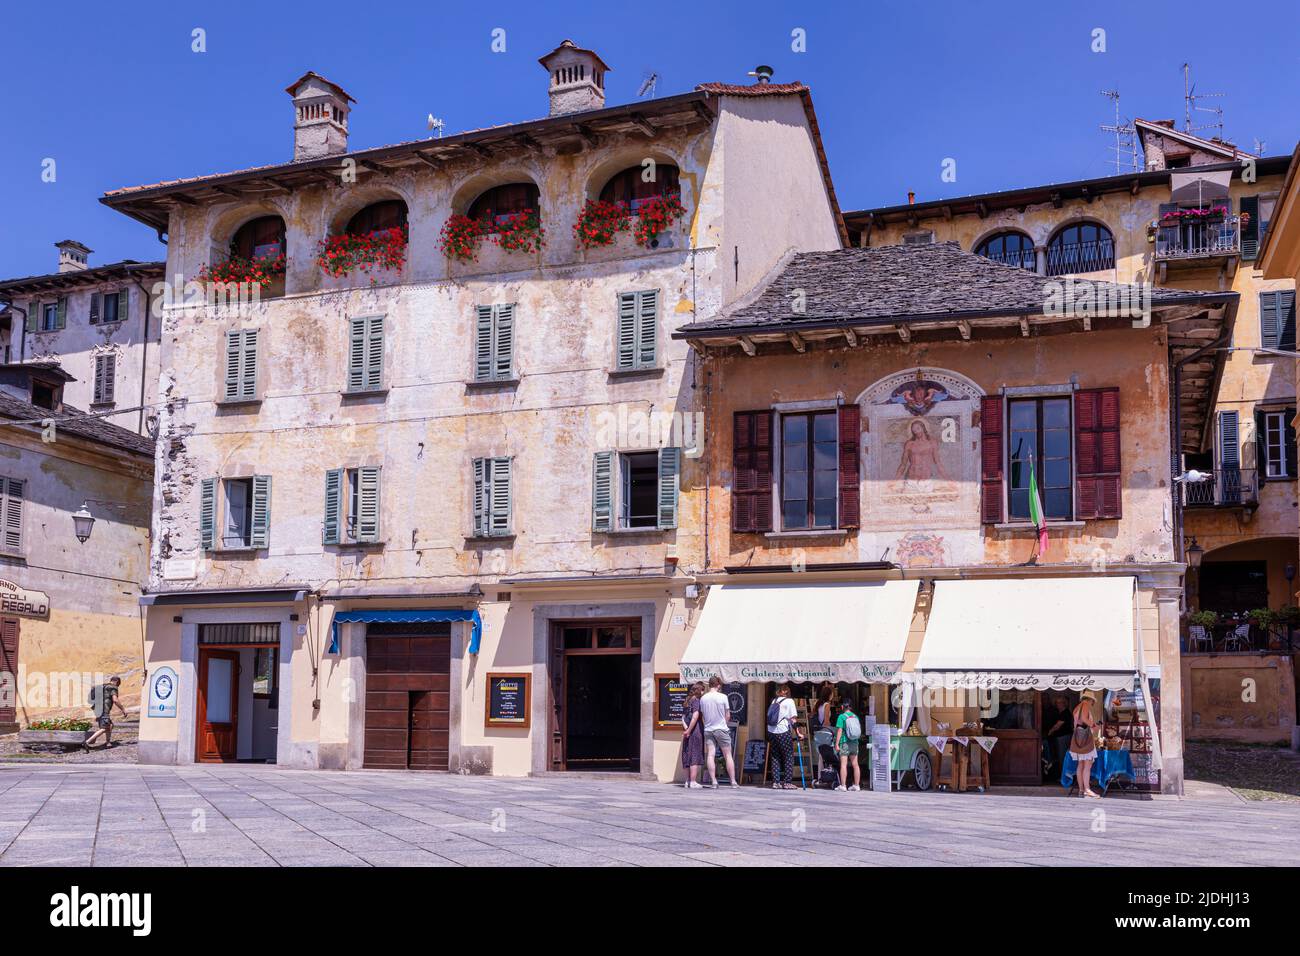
[
  {"xmin": 548, "ymin": 620, "xmax": 641, "ymax": 772},
  {"xmin": 980, "ymin": 689, "xmax": 1081, "ymax": 786},
  {"xmin": 363, "ymin": 622, "xmax": 450, "ymax": 770},
  {"xmin": 195, "ymin": 623, "xmax": 281, "ymax": 763}
]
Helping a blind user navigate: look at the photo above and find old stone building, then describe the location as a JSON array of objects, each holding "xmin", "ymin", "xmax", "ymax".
[
  {"xmin": 850, "ymin": 121, "xmax": 1297, "ymax": 749},
  {"xmin": 102, "ymin": 41, "xmax": 843, "ymax": 774}
]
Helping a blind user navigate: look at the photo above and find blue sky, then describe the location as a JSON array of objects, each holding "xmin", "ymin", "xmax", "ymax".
[{"xmin": 3, "ymin": 0, "xmax": 1298, "ymax": 276}]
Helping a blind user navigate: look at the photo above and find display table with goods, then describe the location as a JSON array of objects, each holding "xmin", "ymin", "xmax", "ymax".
[{"xmin": 1060, "ymin": 749, "xmax": 1135, "ymax": 794}]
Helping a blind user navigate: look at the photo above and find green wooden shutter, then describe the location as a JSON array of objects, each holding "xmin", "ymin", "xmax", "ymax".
[
  {"xmin": 55, "ymin": 297, "xmax": 67, "ymax": 330},
  {"xmin": 348, "ymin": 317, "xmax": 367, "ymax": 391},
  {"xmin": 1240, "ymin": 195, "xmax": 1260, "ymax": 260},
  {"xmin": 239, "ymin": 329, "xmax": 259, "ymax": 399},
  {"xmin": 1278, "ymin": 290, "xmax": 1296, "ymax": 352},
  {"xmin": 1, "ymin": 478, "xmax": 23, "ymax": 554},
  {"xmin": 475, "ymin": 306, "xmax": 494, "ymax": 381},
  {"xmin": 323, "ymin": 468, "xmax": 343, "ymax": 544},
  {"xmin": 199, "ymin": 478, "xmax": 217, "ymax": 550},
  {"xmin": 490, "ymin": 456, "xmax": 512, "ymax": 534},
  {"xmin": 616, "ymin": 293, "xmax": 637, "ymax": 370},
  {"xmin": 657, "ymin": 446, "xmax": 681, "ymax": 530},
  {"xmin": 364, "ymin": 316, "xmax": 384, "ymax": 390},
  {"xmin": 250, "ymin": 475, "xmax": 271, "ymax": 548},
  {"xmin": 1219, "ymin": 410, "xmax": 1240, "ymax": 467},
  {"xmin": 224, "ymin": 331, "xmax": 242, "ymax": 399},
  {"xmin": 494, "ymin": 304, "xmax": 514, "ymax": 380},
  {"xmin": 1261, "ymin": 292, "xmax": 1281, "ymax": 349},
  {"xmin": 592, "ymin": 451, "xmax": 614, "ymax": 531},
  {"xmin": 472, "ymin": 458, "xmax": 488, "ymax": 536},
  {"xmin": 636, "ymin": 290, "xmax": 658, "ymax": 367},
  {"xmin": 26, "ymin": 301, "xmax": 39, "ymax": 333},
  {"xmin": 117, "ymin": 289, "xmax": 129, "ymax": 322},
  {"xmin": 90, "ymin": 293, "xmax": 101, "ymax": 325},
  {"xmin": 93, "ymin": 354, "xmax": 115, "ymax": 404},
  {"xmin": 356, "ymin": 466, "xmax": 381, "ymax": 542}
]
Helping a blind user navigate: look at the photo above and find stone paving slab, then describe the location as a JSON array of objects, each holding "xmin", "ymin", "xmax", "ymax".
[{"xmin": 0, "ymin": 763, "xmax": 1297, "ymax": 867}]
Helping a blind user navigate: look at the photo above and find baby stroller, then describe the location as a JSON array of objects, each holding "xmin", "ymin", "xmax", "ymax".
[{"xmin": 814, "ymin": 729, "xmax": 840, "ymax": 789}]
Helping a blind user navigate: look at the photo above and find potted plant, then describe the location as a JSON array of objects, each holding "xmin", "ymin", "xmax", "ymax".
[
  {"xmin": 199, "ymin": 252, "xmax": 286, "ymax": 289},
  {"xmin": 1247, "ymin": 607, "xmax": 1276, "ymax": 630},
  {"xmin": 1188, "ymin": 610, "xmax": 1219, "ymax": 629},
  {"xmin": 438, "ymin": 214, "xmax": 489, "ymax": 262},
  {"xmin": 317, "ymin": 225, "xmax": 408, "ymax": 278},
  {"xmin": 573, "ymin": 199, "xmax": 631, "ymax": 249},
  {"xmin": 492, "ymin": 209, "xmax": 545, "ymax": 254},
  {"xmin": 19, "ymin": 716, "xmax": 93, "ymax": 749},
  {"xmin": 633, "ymin": 192, "xmax": 686, "ymax": 248}
]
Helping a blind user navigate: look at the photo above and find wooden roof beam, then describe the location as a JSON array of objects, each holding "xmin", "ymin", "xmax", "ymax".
[
  {"xmin": 896, "ymin": 324, "xmax": 911, "ymax": 343},
  {"xmin": 574, "ymin": 124, "xmax": 600, "ymax": 147},
  {"xmin": 844, "ymin": 328, "xmax": 859, "ymax": 348},
  {"xmin": 738, "ymin": 336, "xmax": 757, "ymax": 356},
  {"xmin": 788, "ymin": 331, "xmax": 806, "ymax": 353},
  {"xmin": 957, "ymin": 319, "xmax": 972, "ymax": 340},
  {"xmin": 628, "ymin": 113, "xmax": 657, "ymax": 137}
]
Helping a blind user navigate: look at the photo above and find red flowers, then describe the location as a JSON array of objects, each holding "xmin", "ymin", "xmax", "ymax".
[
  {"xmin": 440, "ymin": 210, "xmax": 546, "ymax": 260},
  {"xmin": 1159, "ymin": 205, "xmax": 1228, "ymax": 222},
  {"xmin": 493, "ymin": 209, "xmax": 545, "ymax": 254},
  {"xmin": 439, "ymin": 214, "xmax": 488, "ymax": 262},
  {"xmin": 316, "ymin": 225, "xmax": 408, "ymax": 278},
  {"xmin": 632, "ymin": 193, "xmax": 686, "ymax": 247},
  {"xmin": 574, "ymin": 199, "xmax": 632, "ymax": 249},
  {"xmin": 199, "ymin": 253, "xmax": 286, "ymax": 288}
]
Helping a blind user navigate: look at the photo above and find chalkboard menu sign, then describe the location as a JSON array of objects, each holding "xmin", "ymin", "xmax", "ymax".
[
  {"xmin": 655, "ymin": 674, "xmax": 691, "ymax": 728},
  {"xmin": 485, "ymin": 673, "xmax": 531, "ymax": 729},
  {"xmin": 723, "ymin": 682, "xmax": 747, "ymax": 725},
  {"xmin": 742, "ymin": 739, "xmax": 768, "ymax": 775}
]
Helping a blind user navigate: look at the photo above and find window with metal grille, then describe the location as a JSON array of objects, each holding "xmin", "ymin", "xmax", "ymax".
[{"xmin": 198, "ymin": 622, "xmax": 279, "ymax": 644}]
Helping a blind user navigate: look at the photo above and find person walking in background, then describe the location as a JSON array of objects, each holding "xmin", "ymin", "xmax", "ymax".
[
  {"xmin": 680, "ymin": 681, "xmax": 706, "ymax": 789},
  {"xmin": 85, "ymin": 676, "xmax": 127, "ymax": 750},
  {"xmin": 700, "ymin": 676, "xmax": 740, "ymax": 788},
  {"xmin": 834, "ymin": 699, "xmax": 863, "ymax": 791},
  {"xmin": 766, "ymin": 683, "xmax": 800, "ymax": 790},
  {"xmin": 1070, "ymin": 691, "xmax": 1101, "ymax": 798},
  {"xmin": 812, "ymin": 682, "xmax": 836, "ymax": 779}
]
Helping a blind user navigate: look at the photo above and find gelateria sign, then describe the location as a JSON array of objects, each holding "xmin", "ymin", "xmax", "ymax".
[{"xmin": 0, "ymin": 580, "xmax": 50, "ymax": 619}]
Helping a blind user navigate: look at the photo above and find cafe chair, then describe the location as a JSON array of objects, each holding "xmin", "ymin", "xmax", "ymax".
[
  {"xmin": 1223, "ymin": 623, "xmax": 1250, "ymax": 653},
  {"xmin": 1188, "ymin": 624, "xmax": 1213, "ymax": 653}
]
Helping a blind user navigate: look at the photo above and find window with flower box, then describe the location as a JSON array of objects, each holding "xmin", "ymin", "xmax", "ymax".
[
  {"xmin": 600, "ymin": 164, "xmax": 680, "ymax": 212},
  {"xmin": 468, "ymin": 183, "xmax": 541, "ymax": 232}
]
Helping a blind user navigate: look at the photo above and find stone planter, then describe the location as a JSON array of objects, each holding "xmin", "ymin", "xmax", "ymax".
[{"xmin": 19, "ymin": 729, "xmax": 91, "ymax": 749}]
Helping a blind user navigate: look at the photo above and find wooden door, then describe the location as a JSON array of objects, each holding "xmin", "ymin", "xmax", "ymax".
[
  {"xmin": 0, "ymin": 618, "xmax": 18, "ymax": 728},
  {"xmin": 196, "ymin": 649, "xmax": 239, "ymax": 762},
  {"xmin": 363, "ymin": 624, "xmax": 450, "ymax": 770},
  {"xmin": 985, "ymin": 690, "xmax": 1042, "ymax": 786}
]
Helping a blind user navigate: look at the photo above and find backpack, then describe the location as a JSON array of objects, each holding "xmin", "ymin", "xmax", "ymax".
[
  {"xmin": 766, "ymin": 698, "xmax": 784, "ymax": 728},
  {"xmin": 842, "ymin": 711, "xmax": 862, "ymax": 742}
]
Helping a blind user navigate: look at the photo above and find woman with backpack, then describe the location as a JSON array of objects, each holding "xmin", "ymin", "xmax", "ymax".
[
  {"xmin": 834, "ymin": 698, "xmax": 863, "ymax": 791},
  {"xmin": 681, "ymin": 682, "xmax": 706, "ymax": 789},
  {"xmin": 765, "ymin": 683, "xmax": 800, "ymax": 789},
  {"xmin": 1069, "ymin": 691, "xmax": 1101, "ymax": 798}
]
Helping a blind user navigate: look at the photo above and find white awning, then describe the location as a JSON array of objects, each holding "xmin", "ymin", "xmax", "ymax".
[
  {"xmin": 916, "ymin": 577, "xmax": 1136, "ymax": 691},
  {"xmin": 1170, "ymin": 168, "xmax": 1233, "ymax": 204},
  {"xmin": 679, "ymin": 580, "xmax": 919, "ymax": 684}
]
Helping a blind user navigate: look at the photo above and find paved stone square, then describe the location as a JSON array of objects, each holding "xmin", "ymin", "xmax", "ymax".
[{"xmin": 0, "ymin": 764, "xmax": 1296, "ymax": 867}]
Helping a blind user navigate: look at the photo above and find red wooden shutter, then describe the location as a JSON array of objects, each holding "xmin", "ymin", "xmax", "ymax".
[
  {"xmin": 0, "ymin": 618, "xmax": 18, "ymax": 724},
  {"xmin": 980, "ymin": 395, "xmax": 1004, "ymax": 523},
  {"xmin": 1075, "ymin": 388, "xmax": 1121, "ymax": 519},
  {"xmin": 732, "ymin": 410, "xmax": 773, "ymax": 532},
  {"xmin": 838, "ymin": 404, "xmax": 861, "ymax": 529}
]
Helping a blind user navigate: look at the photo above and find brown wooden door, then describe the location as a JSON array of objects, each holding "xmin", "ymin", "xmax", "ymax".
[
  {"xmin": 363, "ymin": 624, "xmax": 450, "ymax": 770},
  {"xmin": 196, "ymin": 649, "xmax": 239, "ymax": 762},
  {"xmin": 985, "ymin": 690, "xmax": 1042, "ymax": 786},
  {"xmin": 0, "ymin": 618, "xmax": 18, "ymax": 727}
]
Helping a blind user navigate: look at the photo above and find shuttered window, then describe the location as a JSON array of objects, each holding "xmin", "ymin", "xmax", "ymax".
[
  {"xmin": 92, "ymin": 289, "xmax": 128, "ymax": 325},
  {"xmin": 347, "ymin": 315, "xmax": 385, "ymax": 392},
  {"xmin": 1255, "ymin": 408, "xmax": 1296, "ymax": 480},
  {"xmin": 92, "ymin": 353, "xmax": 116, "ymax": 405},
  {"xmin": 1259, "ymin": 290, "xmax": 1296, "ymax": 351},
  {"xmin": 472, "ymin": 457, "xmax": 512, "ymax": 537},
  {"xmin": 223, "ymin": 329, "xmax": 259, "ymax": 401},
  {"xmin": 615, "ymin": 290, "xmax": 658, "ymax": 371},
  {"xmin": 1218, "ymin": 410, "xmax": 1240, "ymax": 468},
  {"xmin": 1074, "ymin": 388, "xmax": 1121, "ymax": 520},
  {"xmin": 980, "ymin": 395, "xmax": 1004, "ymax": 523},
  {"xmin": 1240, "ymin": 195, "xmax": 1260, "ymax": 260},
  {"xmin": 591, "ymin": 448, "xmax": 681, "ymax": 531},
  {"xmin": 732, "ymin": 410, "xmax": 773, "ymax": 532},
  {"xmin": 324, "ymin": 466, "xmax": 382, "ymax": 544},
  {"xmin": 474, "ymin": 304, "xmax": 516, "ymax": 381},
  {"xmin": 199, "ymin": 476, "xmax": 271, "ymax": 551},
  {"xmin": 0, "ymin": 477, "xmax": 24, "ymax": 555},
  {"xmin": 34, "ymin": 299, "xmax": 66, "ymax": 333}
]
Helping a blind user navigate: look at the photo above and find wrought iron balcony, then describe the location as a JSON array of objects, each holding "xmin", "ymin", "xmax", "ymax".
[
  {"xmin": 1045, "ymin": 239, "xmax": 1116, "ymax": 276},
  {"xmin": 981, "ymin": 247, "xmax": 1038, "ymax": 270},
  {"xmin": 1154, "ymin": 215, "xmax": 1241, "ymax": 261},
  {"xmin": 1181, "ymin": 467, "xmax": 1258, "ymax": 508}
]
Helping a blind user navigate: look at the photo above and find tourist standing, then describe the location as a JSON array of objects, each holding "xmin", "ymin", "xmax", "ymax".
[
  {"xmin": 766, "ymin": 683, "xmax": 800, "ymax": 789},
  {"xmin": 700, "ymin": 676, "xmax": 739, "ymax": 788},
  {"xmin": 681, "ymin": 681, "xmax": 706, "ymax": 789}
]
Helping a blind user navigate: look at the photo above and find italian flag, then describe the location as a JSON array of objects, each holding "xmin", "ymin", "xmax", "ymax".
[{"xmin": 1028, "ymin": 453, "xmax": 1049, "ymax": 558}]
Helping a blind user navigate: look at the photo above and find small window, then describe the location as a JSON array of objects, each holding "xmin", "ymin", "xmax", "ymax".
[
  {"xmin": 223, "ymin": 478, "xmax": 254, "ymax": 549},
  {"xmin": 41, "ymin": 303, "xmax": 59, "ymax": 332},
  {"xmin": 323, "ymin": 466, "xmax": 381, "ymax": 544},
  {"xmin": 1007, "ymin": 397, "xmax": 1073, "ymax": 521},
  {"xmin": 99, "ymin": 290, "xmax": 120, "ymax": 324},
  {"xmin": 615, "ymin": 290, "xmax": 658, "ymax": 371},
  {"xmin": 591, "ymin": 448, "xmax": 680, "ymax": 532},
  {"xmin": 200, "ymin": 476, "xmax": 271, "ymax": 551},
  {"xmin": 620, "ymin": 452, "xmax": 659, "ymax": 529},
  {"xmin": 92, "ymin": 353, "xmax": 116, "ymax": 405},
  {"xmin": 231, "ymin": 216, "xmax": 286, "ymax": 261},
  {"xmin": 346, "ymin": 315, "xmax": 385, "ymax": 392},
  {"xmin": 30, "ymin": 381, "xmax": 56, "ymax": 409},
  {"xmin": 780, "ymin": 410, "xmax": 838, "ymax": 530},
  {"xmin": 902, "ymin": 231, "xmax": 934, "ymax": 245},
  {"xmin": 0, "ymin": 476, "xmax": 25, "ymax": 555},
  {"xmin": 1259, "ymin": 290, "xmax": 1296, "ymax": 351},
  {"xmin": 1259, "ymin": 408, "xmax": 1297, "ymax": 480},
  {"xmin": 472, "ymin": 457, "xmax": 513, "ymax": 537},
  {"xmin": 975, "ymin": 231, "xmax": 1035, "ymax": 270},
  {"xmin": 1046, "ymin": 223, "xmax": 1115, "ymax": 275},
  {"xmin": 346, "ymin": 200, "xmax": 407, "ymax": 236},
  {"xmin": 599, "ymin": 164, "xmax": 679, "ymax": 212},
  {"xmin": 467, "ymin": 183, "xmax": 540, "ymax": 232}
]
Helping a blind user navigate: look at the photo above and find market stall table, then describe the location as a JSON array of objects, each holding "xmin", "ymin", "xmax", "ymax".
[{"xmin": 1060, "ymin": 749, "xmax": 1135, "ymax": 794}]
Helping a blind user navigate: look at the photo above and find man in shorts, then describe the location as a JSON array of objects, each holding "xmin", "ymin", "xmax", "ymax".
[
  {"xmin": 85, "ymin": 676, "xmax": 127, "ymax": 750},
  {"xmin": 699, "ymin": 676, "xmax": 739, "ymax": 788}
]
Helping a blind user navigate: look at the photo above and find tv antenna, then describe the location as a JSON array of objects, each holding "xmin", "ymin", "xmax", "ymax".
[
  {"xmin": 637, "ymin": 72, "xmax": 659, "ymax": 99},
  {"xmin": 1182, "ymin": 63, "xmax": 1225, "ymax": 140},
  {"xmin": 426, "ymin": 114, "xmax": 445, "ymax": 138},
  {"xmin": 1254, "ymin": 138, "xmax": 1267, "ymax": 156},
  {"xmin": 1099, "ymin": 90, "xmax": 1139, "ymax": 174}
]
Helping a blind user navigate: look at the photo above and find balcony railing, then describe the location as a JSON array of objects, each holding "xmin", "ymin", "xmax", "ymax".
[
  {"xmin": 1045, "ymin": 239, "xmax": 1115, "ymax": 276},
  {"xmin": 1154, "ymin": 215, "xmax": 1240, "ymax": 260},
  {"xmin": 1181, "ymin": 467, "xmax": 1258, "ymax": 507},
  {"xmin": 981, "ymin": 247, "xmax": 1038, "ymax": 270}
]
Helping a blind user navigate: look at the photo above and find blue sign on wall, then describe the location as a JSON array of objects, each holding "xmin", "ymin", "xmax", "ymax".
[{"xmin": 147, "ymin": 666, "xmax": 178, "ymax": 719}]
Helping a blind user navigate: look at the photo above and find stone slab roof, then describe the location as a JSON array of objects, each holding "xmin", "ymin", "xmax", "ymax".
[{"xmin": 0, "ymin": 392, "xmax": 154, "ymax": 459}]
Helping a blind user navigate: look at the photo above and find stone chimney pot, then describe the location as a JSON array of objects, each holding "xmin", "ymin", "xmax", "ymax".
[
  {"xmin": 538, "ymin": 40, "xmax": 611, "ymax": 117},
  {"xmin": 286, "ymin": 71, "xmax": 354, "ymax": 161}
]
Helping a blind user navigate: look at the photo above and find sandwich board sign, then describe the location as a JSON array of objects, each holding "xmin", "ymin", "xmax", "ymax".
[{"xmin": 871, "ymin": 724, "xmax": 892, "ymax": 793}]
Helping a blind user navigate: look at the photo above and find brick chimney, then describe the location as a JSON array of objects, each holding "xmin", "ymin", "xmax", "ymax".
[
  {"xmin": 539, "ymin": 40, "xmax": 610, "ymax": 117},
  {"xmin": 285, "ymin": 72, "xmax": 354, "ymax": 161},
  {"xmin": 55, "ymin": 240, "xmax": 91, "ymax": 273}
]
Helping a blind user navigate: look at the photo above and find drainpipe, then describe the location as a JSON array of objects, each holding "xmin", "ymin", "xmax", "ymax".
[{"xmin": 131, "ymin": 275, "xmax": 153, "ymax": 435}]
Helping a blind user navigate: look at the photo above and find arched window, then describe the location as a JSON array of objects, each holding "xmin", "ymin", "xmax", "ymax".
[
  {"xmin": 346, "ymin": 199, "xmax": 407, "ymax": 236},
  {"xmin": 599, "ymin": 163, "xmax": 680, "ymax": 211},
  {"xmin": 231, "ymin": 216, "xmax": 285, "ymax": 261},
  {"xmin": 467, "ymin": 183, "xmax": 540, "ymax": 232},
  {"xmin": 974, "ymin": 231, "xmax": 1035, "ymax": 270},
  {"xmin": 1046, "ymin": 222, "xmax": 1114, "ymax": 275}
]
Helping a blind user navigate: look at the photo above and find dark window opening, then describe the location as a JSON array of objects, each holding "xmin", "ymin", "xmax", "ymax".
[
  {"xmin": 222, "ymin": 477, "xmax": 254, "ymax": 549},
  {"xmin": 346, "ymin": 200, "xmax": 407, "ymax": 236},
  {"xmin": 621, "ymin": 451, "xmax": 659, "ymax": 529},
  {"xmin": 1008, "ymin": 397, "xmax": 1072, "ymax": 521},
  {"xmin": 31, "ymin": 381, "xmax": 56, "ymax": 409},
  {"xmin": 467, "ymin": 183, "xmax": 540, "ymax": 231},
  {"xmin": 231, "ymin": 216, "xmax": 286, "ymax": 261},
  {"xmin": 599, "ymin": 164, "xmax": 680, "ymax": 212},
  {"xmin": 781, "ymin": 410, "xmax": 837, "ymax": 530}
]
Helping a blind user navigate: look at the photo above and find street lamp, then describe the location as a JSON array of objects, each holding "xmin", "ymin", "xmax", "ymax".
[
  {"xmin": 1185, "ymin": 537, "xmax": 1204, "ymax": 569},
  {"xmin": 71, "ymin": 499, "xmax": 128, "ymax": 544}
]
